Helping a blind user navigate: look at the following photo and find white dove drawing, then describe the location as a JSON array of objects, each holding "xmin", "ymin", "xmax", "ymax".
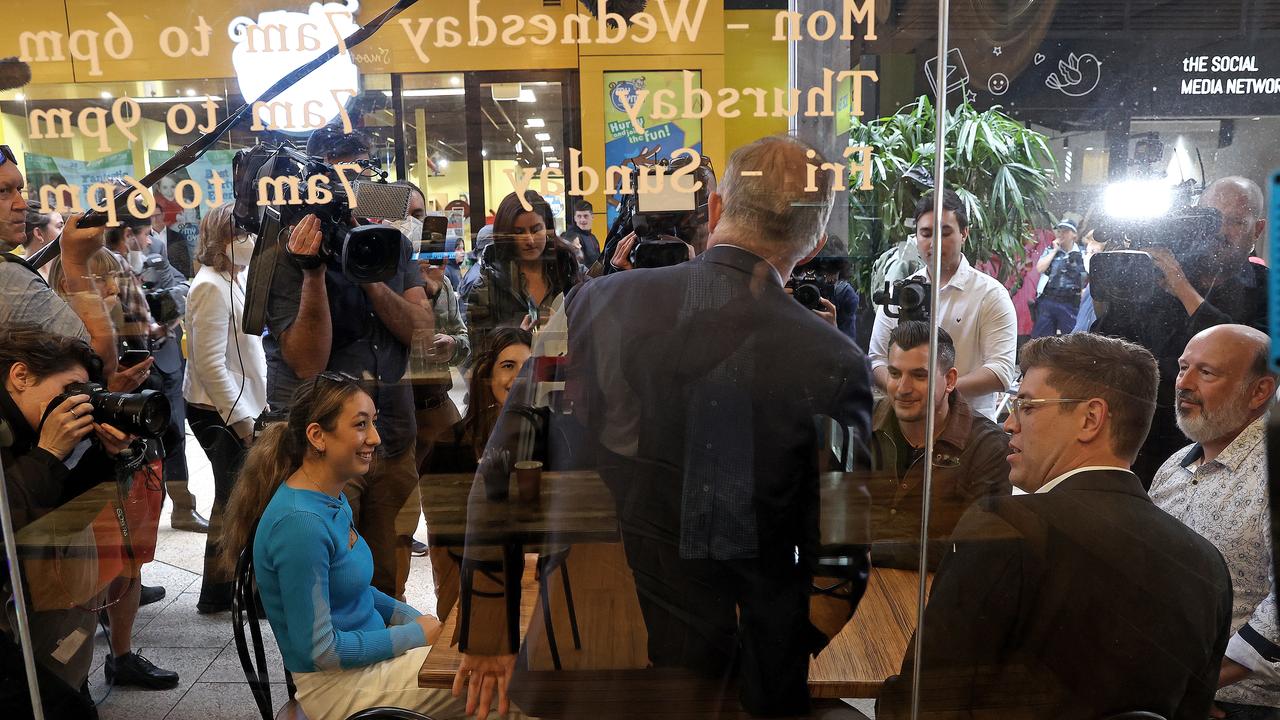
[{"xmin": 1045, "ymin": 52, "xmax": 1102, "ymax": 97}]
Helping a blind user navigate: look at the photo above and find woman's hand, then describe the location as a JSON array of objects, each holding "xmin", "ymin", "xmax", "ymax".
[
  {"xmin": 415, "ymin": 614, "xmax": 444, "ymax": 646},
  {"xmin": 107, "ymin": 356, "xmax": 154, "ymax": 392},
  {"xmin": 37, "ymin": 394, "xmax": 95, "ymax": 460},
  {"xmin": 93, "ymin": 423, "xmax": 134, "ymax": 456},
  {"xmin": 814, "ymin": 297, "xmax": 838, "ymax": 327},
  {"xmin": 453, "ymin": 653, "xmax": 517, "ymax": 719}
]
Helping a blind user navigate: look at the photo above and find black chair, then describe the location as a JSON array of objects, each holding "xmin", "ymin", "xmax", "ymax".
[
  {"xmin": 232, "ymin": 544, "xmax": 306, "ymax": 720},
  {"xmin": 1102, "ymin": 713, "xmax": 1166, "ymax": 720},
  {"xmin": 344, "ymin": 709, "xmax": 437, "ymax": 720},
  {"xmin": 454, "ymin": 546, "xmax": 581, "ymax": 669}
]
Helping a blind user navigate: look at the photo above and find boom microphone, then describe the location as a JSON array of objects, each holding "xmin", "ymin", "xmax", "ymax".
[
  {"xmin": 26, "ymin": 0, "xmax": 421, "ymax": 269},
  {"xmin": 0, "ymin": 57, "xmax": 32, "ymax": 92}
]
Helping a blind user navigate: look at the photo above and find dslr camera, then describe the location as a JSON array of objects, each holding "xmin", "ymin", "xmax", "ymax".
[
  {"xmin": 44, "ymin": 382, "xmax": 171, "ymax": 438},
  {"xmin": 873, "ymin": 277, "xmax": 932, "ymax": 322},
  {"xmin": 602, "ymin": 153, "xmax": 715, "ymax": 270},
  {"xmin": 1089, "ymin": 205, "xmax": 1223, "ymax": 304}
]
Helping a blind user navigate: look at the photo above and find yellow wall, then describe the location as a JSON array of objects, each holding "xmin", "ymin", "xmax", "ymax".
[{"xmin": 723, "ymin": 9, "xmax": 788, "ymax": 156}]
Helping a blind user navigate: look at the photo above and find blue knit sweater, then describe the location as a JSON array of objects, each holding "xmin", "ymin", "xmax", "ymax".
[{"xmin": 254, "ymin": 484, "xmax": 426, "ymax": 672}]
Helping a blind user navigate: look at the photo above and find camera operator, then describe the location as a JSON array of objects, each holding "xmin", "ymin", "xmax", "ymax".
[
  {"xmin": 1090, "ymin": 175, "xmax": 1267, "ymax": 485},
  {"xmin": 103, "ymin": 217, "xmax": 203, "ymax": 532},
  {"xmin": 0, "ymin": 144, "xmax": 151, "ymax": 394},
  {"xmin": 0, "ymin": 325, "xmax": 137, "ymax": 717},
  {"xmin": 787, "ymin": 235, "xmax": 859, "ymax": 342},
  {"xmin": 263, "ymin": 125, "xmax": 433, "ymax": 599},
  {"xmin": 868, "ymin": 189, "xmax": 1018, "ymax": 420}
]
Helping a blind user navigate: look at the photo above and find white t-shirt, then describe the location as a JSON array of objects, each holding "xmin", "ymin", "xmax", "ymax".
[{"xmin": 868, "ymin": 256, "xmax": 1018, "ymax": 419}]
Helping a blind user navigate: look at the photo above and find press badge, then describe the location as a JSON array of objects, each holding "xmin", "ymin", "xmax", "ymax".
[{"xmin": 50, "ymin": 627, "xmax": 89, "ymax": 665}]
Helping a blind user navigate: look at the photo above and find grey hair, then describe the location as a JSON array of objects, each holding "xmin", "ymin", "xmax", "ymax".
[{"xmin": 717, "ymin": 134, "xmax": 834, "ymax": 258}]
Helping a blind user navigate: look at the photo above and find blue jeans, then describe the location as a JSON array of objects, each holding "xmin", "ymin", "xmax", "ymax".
[
  {"xmin": 1216, "ymin": 701, "xmax": 1280, "ymax": 719},
  {"xmin": 1031, "ymin": 296, "xmax": 1080, "ymax": 338}
]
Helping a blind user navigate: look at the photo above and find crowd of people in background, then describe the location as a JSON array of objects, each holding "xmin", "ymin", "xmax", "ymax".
[{"xmin": 0, "ymin": 123, "xmax": 1274, "ymax": 720}]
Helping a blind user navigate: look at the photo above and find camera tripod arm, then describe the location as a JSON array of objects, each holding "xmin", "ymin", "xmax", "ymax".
[{"xmin": 27, "ymin": 0, "xmax": 423, "ymax": 270}]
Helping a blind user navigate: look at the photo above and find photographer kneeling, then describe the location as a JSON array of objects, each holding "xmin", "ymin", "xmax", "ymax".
[{"xmin": 0, "ymin": 325, "xmax": 138, "ymax": 718}]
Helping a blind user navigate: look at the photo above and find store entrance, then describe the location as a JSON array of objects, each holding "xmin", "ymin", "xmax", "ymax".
[{"xmin": 395, "ymin": 69, "xmax": 579, "ymax": 248}]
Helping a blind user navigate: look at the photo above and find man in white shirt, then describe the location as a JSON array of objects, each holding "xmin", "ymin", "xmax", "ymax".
[
  {"xmin": 1150, "ymin": 324, "xmax": 1279, "ymax": 718},
  {"xmin": 879, "ymin": 332, "xmax": 1232, "ymax": 719},
  {"xmin": 868, "ymin": 189, "xmax": 1017, "ymax": 420}
]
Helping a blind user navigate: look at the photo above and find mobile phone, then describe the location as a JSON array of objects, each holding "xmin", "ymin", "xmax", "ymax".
[{"xmin": 119, "ymin": 349, "xmax": 151, "ymax": 368}]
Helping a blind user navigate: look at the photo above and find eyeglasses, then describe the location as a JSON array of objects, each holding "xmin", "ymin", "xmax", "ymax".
[
  {"xmin": 0, "ymin": 145, "xmax": 14, "ymax": 166},
  {"xmin": 1004, "ymin": 391, "xmax": 1088, "ymax": 418}
]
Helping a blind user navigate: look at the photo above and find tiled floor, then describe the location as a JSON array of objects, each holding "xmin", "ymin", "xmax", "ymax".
[{"xmin": 87, "ymin": 436, "xmax": 443, "ymax": 720}]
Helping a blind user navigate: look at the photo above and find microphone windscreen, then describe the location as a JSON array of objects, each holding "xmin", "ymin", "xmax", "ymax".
[{"xmin": 0, "ymin": 57, "xmax": 32, "ymax": 92}]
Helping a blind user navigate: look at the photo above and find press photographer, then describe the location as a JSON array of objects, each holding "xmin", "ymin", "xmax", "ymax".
[
  {"xmin": 596, "ymin": 152, "xmax": 716, "ymax": 274},
  {"xmin": 785, "ymin": 238, "xmax": 858, "ymax": 336},
  {"xmin": 0, "ymin": 325, "xmax": 156, "ymax": 717},
  {"xmin": 1088, "ymin": 175, "xmax": 1267, "ymax": 485},
  {"xmin": 868, "ymin": 189, "xmax": 1018, "ymax": 421},
  {"xmin": 102, "ymin": 217, "xmax": 203, "ymax": 532},
  {"xmin": 256, "ymin": 124, "xmax": 433, "ymax": 600}
]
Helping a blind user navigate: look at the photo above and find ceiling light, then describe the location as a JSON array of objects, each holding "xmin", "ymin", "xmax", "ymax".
[
  {"xmin": 515, "ymin": 141, "xmax": 522, "ymax": 153},
  {"xmin": 385, "ymin": 88, "xmax": 465, "ymax": 98},
  {"xmin": 14, "ymin": 92, "xmax": 24, "ymax": 101},
  {"xmin": 100, "ymin": 91, "xmax": 112, "ymax": 100},
  {"xmin": 525, "ymin": 118, "xmax": 545, "ymax": 128},
  {"xmin": 540, "ymin": 145, "xmax": 555, "ymax": 153},
  {"xmin": 185, "ymin": 88, "xmax": 196, "ymax": 97},
  {"xmin": 450, "ymin": 76, "xmax": 461, "ymax": 86},
  {"xmin": 481, "ymin": 149, "xmax": 488, "ymax": 157},
  {"xmin": 517, "ymin": 89, "xmax": 536, "ymax": 102},
  {"xmin": 438, "ymin": 158, "xmax": 449, "ymax": 169},
  {"xmin": 534, "ymin": 132, "xmax": 551, "ymax": 141},
  {"xmin": 548, "ymin": 162, "xmax": 561, "ymax": 168}
]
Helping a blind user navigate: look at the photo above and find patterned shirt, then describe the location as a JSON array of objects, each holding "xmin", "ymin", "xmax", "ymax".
[{"xmin": 1150, "ymin": 416, "xmax": 1279, "ymax": 707}]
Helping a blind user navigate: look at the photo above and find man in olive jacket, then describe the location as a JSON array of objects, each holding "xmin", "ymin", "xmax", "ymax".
[{"xmin": 869, "ymin": 321, "xmax": 1011, "ymax": 569}]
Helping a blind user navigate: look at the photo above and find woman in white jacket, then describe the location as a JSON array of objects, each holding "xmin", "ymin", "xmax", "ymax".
[{"xmin": 183, "ymin": 203, "xmax": 267, "ymax": 613}]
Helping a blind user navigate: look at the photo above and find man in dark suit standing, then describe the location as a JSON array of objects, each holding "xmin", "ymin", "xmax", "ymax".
[
  {"xmin": 879, "ymin": 332, "xmax": 1233, "ymax": 720},
  {"xmin": 455, "ymin": 135, "xmax": 874, "ymax": 718}
]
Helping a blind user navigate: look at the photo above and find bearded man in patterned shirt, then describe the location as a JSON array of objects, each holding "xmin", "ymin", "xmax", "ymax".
[{"xmin": 1150, "ymin": 324, "xmax": 1280, "ymax": 719}]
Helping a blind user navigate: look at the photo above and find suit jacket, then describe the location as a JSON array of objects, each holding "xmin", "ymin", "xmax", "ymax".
[
  {"xmin": 878, "ymin": 469, "xmax": 1233, "ymax": 720},
  {"xmin": 464, "ymin": 244, "xmax": 874, "ymax": 654}
]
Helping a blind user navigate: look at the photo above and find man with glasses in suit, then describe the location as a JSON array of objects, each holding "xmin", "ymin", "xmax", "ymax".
[{"xmin": 880, "ymin": 332, "xmax": 1233, "ymax": 719}]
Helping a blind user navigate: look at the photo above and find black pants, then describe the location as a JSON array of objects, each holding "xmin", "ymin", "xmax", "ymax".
[
  {"xmin": 186, "ymin": 404, "xmax": 247, "ymax": 593},
  {"xmin": 619, "ymin": 531, "xmax": 824, "ymax": 717}
]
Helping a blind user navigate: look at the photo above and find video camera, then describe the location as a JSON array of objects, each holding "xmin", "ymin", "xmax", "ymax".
[
  {"xmin": 873, "ymin": 277, "xmax": 931, "ymax": 322},
  {"xmin": 602, "ymin": 153, "xmax": 715, "ymax": 270},
  {"xmin": 233, "ymin": 143, "xmax": 414, "ymax": 335},
  {"xmin": 1090, "ymin": 205, "xmax": 1223, "ymax": 304},
  {"xmin": 44, "ymin": 382, "xmax": 170, "ymax": 438}
]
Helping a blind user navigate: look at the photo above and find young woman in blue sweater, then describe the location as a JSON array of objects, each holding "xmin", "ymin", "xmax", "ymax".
[{"xmin": 220, "ymin": 372, "xmax": 464, "ymax": 719}]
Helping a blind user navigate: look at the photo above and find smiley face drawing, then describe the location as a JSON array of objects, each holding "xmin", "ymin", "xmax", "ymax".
[{"xmin": 988, "ymin": 73, "xmax": 1010, "ymax": 95}]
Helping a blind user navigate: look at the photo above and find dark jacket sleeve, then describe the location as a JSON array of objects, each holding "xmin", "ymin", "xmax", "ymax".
[
  {"xmin": 3, "ymin": 444, "xmax": 114, "ymax": 535},
  {"xmin": 877, "ymin": 506, "xmax": 1025, "ymax": 719},
  {"xmin": 1187, "ymin": 267, "xmax": 1268, "ymax": 335}
]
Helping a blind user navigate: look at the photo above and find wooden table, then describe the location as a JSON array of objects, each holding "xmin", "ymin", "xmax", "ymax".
[{"xmin": 419, "ymin": 470, "xmax": 926, "ymax": 700}]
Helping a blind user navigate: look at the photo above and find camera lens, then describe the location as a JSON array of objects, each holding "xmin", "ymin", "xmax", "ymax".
[
  {"xmin": 794, "ymin": 283, "xmax": 823, "ymax": 310},
  {"xmin": 95, "ymin": 389, "xmax": 171, "ymax": 437}
]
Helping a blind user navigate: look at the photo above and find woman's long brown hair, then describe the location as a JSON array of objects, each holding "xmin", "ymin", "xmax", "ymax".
[{"xmin": 219, "ymin": 374, "xmax": 368, "ymax": 574}]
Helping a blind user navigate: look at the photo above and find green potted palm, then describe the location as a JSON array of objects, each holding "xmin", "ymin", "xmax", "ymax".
[{"xmin": 847, "ymin": 95, "xmax": 1058, "ymax": 296}]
